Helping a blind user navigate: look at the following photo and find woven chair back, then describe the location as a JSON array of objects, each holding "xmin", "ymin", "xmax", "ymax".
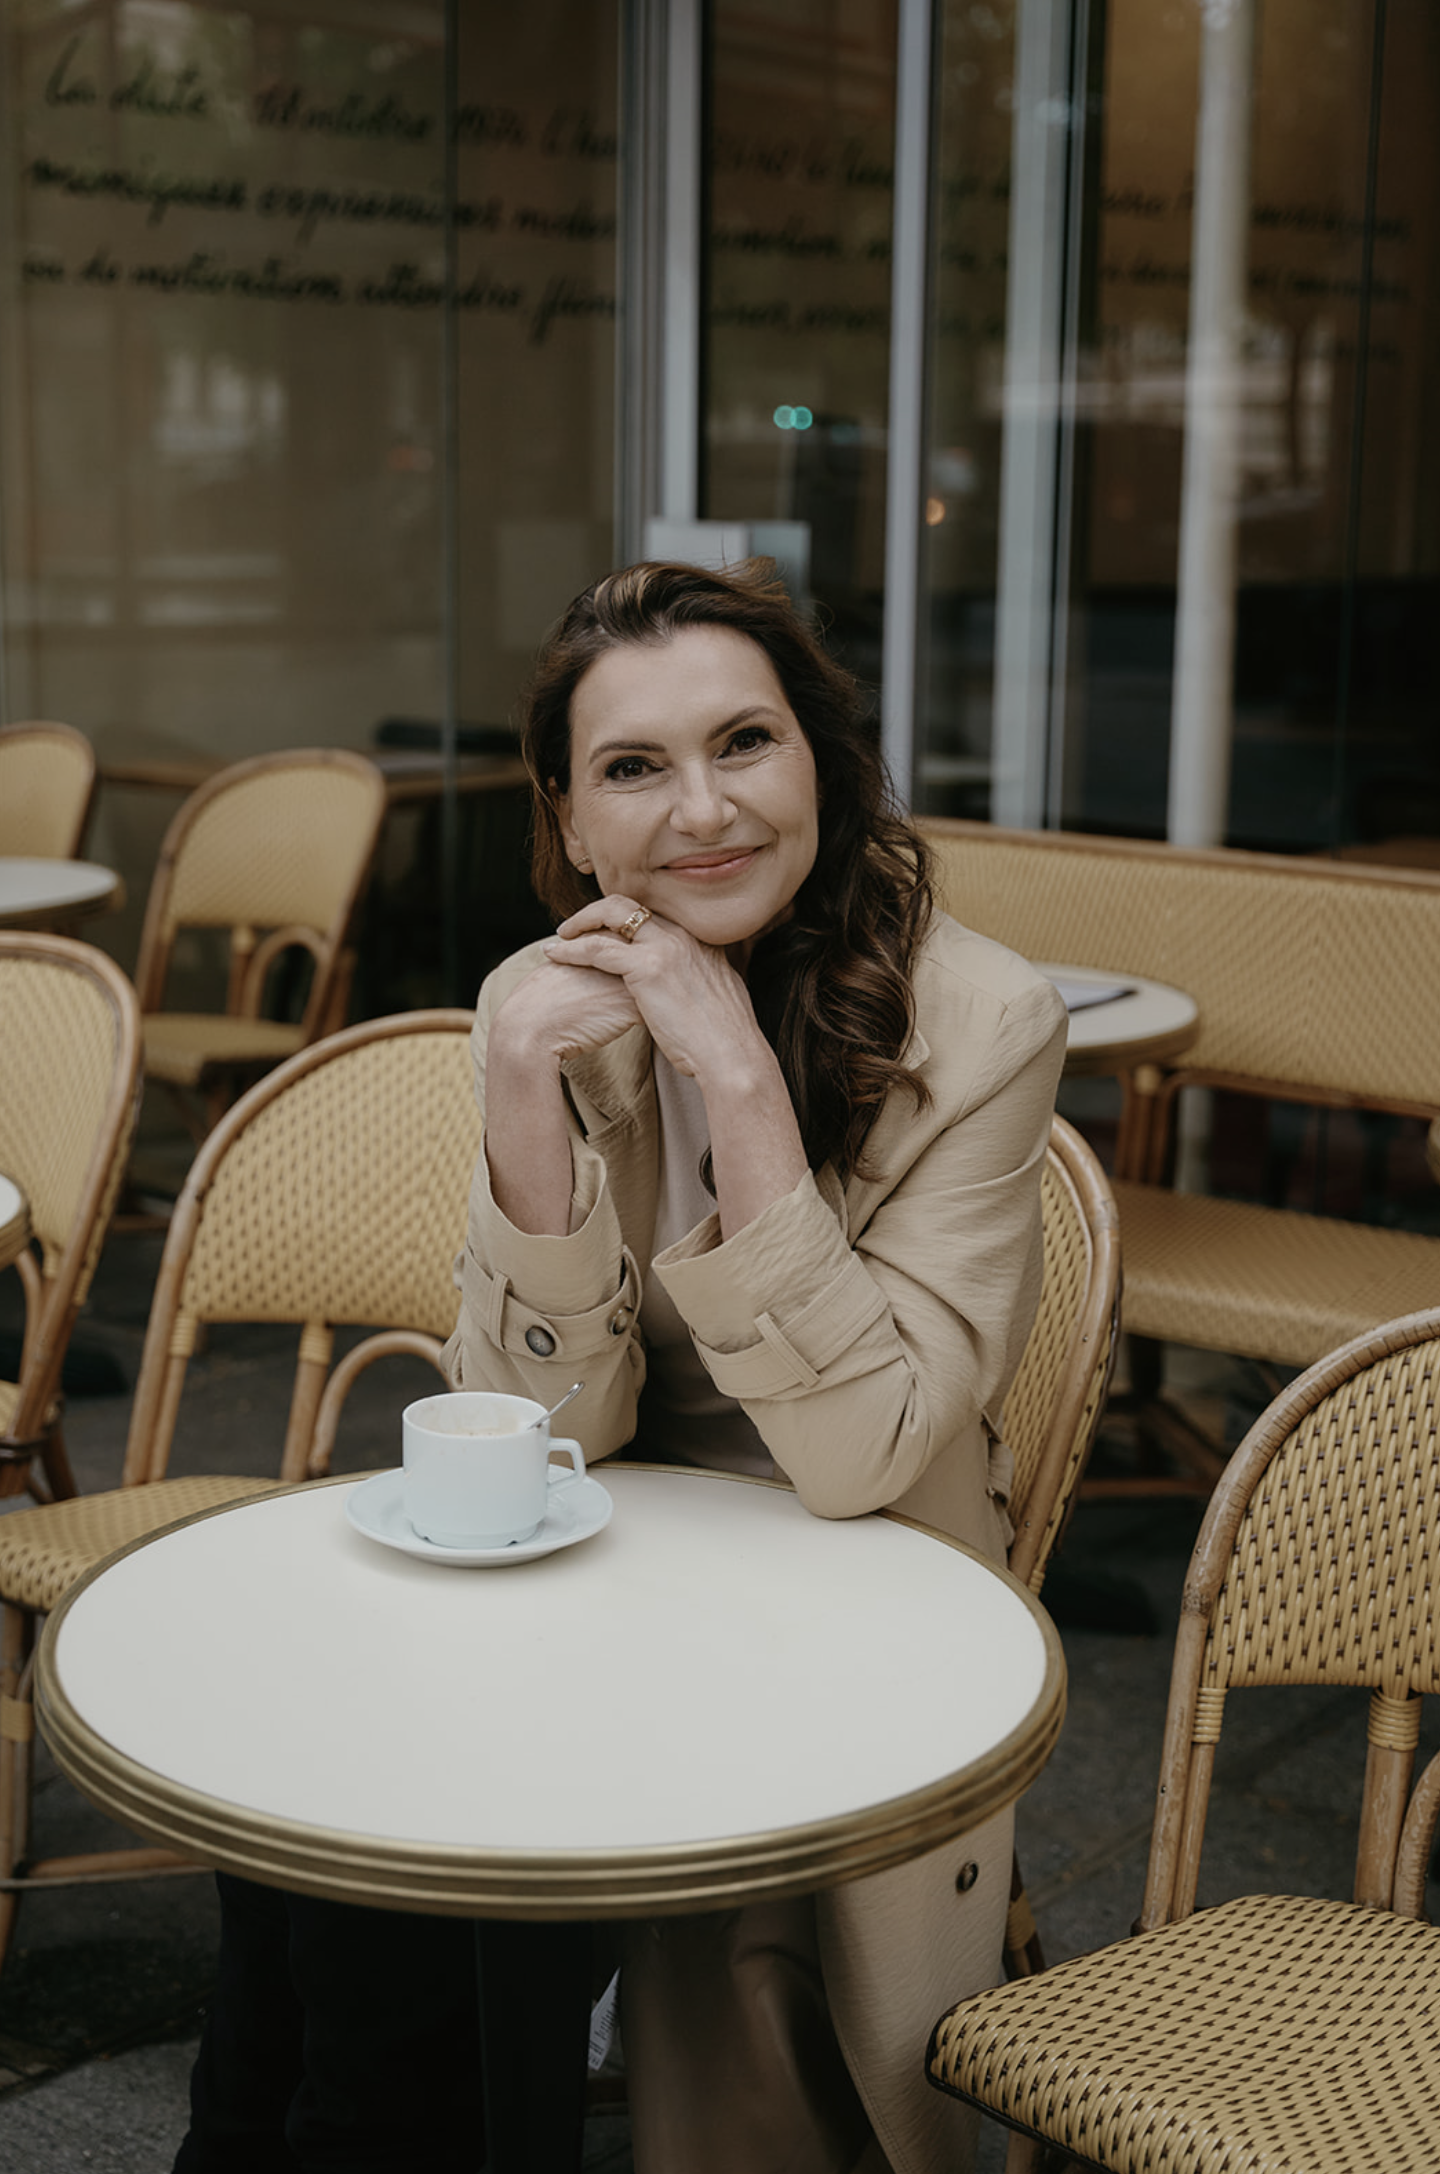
[
  {"xmin": 121, "ymin": 1010, "xmax": 479, "ymax": 1486},
  {"xmin": 921, "ymin": 818, "xmax": 1440, "ymax": 1113},
  {"xmin": 1003, "ymin": 1117, "xmax": 1122, "ymax": 1593},
  {"xmin": 0, "ymin": 723, "xmax": 96, "ymax": 859},
  {"xmin": 134, "ymin": 748, "xmax": 386, "ymax": 1023},
  {"xmin": 0, "ymin": 937, "xmax": 141, "ymax": 1466},
  {"xmin": 0, "ymin": 936, "xmax": 141, "ymax": 1279},
  {"xmin": 1142, "ymin": 1306, "xmax": 1440, "ymax": 1928}
]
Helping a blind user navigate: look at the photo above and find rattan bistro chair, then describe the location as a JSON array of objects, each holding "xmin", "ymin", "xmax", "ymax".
[
  {"xmin": 0, "ymin": 935, "xmax": 141, "ymax": 1505},
  {"xmin": 998, "ymin": 1116, "xmax": 1122, "ymax": 1976},
  {"xmin": 928, "ymin": 1305, "xmax": 1440, "ymax": 2173},
  {"xmin": 0, "ymin": 1008, "xmax": 480, "ymax": 1970},
  {"xmin": 0, "ymin": 722, "xmax": 97, "ymax": 859},
  {"xmin": 134, "ymin": 747, "xmax": 386, "ymax": 1140},
  {"xmin": 1005, "ymin": 1118, "xmax": 1122, "ymax": 1598}
]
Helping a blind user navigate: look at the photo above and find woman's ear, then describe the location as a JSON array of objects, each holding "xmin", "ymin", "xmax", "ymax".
[{"xmin": 552, "ymin": 782, "xmax": 590, "ymax": 874}]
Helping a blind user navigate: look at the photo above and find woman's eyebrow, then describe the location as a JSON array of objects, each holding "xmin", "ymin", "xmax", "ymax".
[
  {"xmin": 588, "ymin": 736, "xmax": 665, "ymax": 761},
  {"xmin": 587, "ymin": 705, "xmax": 781, "ymax": 767}
]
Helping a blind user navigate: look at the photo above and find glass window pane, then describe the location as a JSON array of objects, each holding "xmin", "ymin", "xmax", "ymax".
[
  {"xmin": 1, "ymin": 0, "xmax": 618, "ymax": 1008},
  {"xmin": 1071, "ymin": 0, "xmax": 1440, "ymax": 850},
  {"xmin": 703, "ymin": 0, "xmax": 898, "ymax": 691},
  {"xmin": 916, "ymin": 0, "xmax": 1016, "ymax": 816}
]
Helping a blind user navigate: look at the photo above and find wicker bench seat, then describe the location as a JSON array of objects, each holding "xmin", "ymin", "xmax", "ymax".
[
  {"xmin": 1113, "ymin": 1179, "xmax": 1440, "ymax": 1367},
  {"xmin": 918, "ymin": 818, "xmax": 1440, "ymax": 1482}
]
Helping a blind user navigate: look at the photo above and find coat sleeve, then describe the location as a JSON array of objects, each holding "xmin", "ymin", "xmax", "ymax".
[
  {"xmin": 651, "ymin": 972, "xmax": 1067, "ymax": 1519},
  {"xmin": 440, "ymin": 968, "xmax": 647, "ymax": 1459}
]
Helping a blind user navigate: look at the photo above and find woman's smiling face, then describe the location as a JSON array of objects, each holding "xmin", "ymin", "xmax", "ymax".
[{"xmin": 557, "ymin": 625, "xmax": 820, "ymax": 956}]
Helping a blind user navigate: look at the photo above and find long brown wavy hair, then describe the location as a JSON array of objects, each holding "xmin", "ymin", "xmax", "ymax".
[{"xmin": 521, "ymin": 559, "xmax": 934, "ymax": 1181}]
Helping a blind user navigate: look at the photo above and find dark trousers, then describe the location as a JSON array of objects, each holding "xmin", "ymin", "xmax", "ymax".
[{"xmin": 172, "ymin": 1873, "xmax": 486, "ymax": 2174}]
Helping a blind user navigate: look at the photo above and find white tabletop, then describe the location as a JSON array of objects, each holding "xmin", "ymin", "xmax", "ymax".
[
  {"xmin": 38, "ymin": 1465, "xmax": 1065, "ymax": 1918},
  {"xmin": 1039, "ymin": 961, "xmax": 1199, "ymax": 1077},
  {"xmin": 0, "ymin": 857, "xmax": 122, "ymax": 929},
  {"xmin": 0, "ymin": 1172, "xmax": 27, "ymax": 1271}
]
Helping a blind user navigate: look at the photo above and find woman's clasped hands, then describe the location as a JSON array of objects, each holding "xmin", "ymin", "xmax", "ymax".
[{"xmin": 533, "ymin": 894, "xmax": 766, "ymax": 1084}]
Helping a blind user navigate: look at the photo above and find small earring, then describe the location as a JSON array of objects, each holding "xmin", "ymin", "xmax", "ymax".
[{"xmin": 576, "ymin": 857, "xmax": 593, "ymax": 875}]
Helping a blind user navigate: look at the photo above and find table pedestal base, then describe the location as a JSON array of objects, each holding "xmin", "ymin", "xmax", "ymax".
[{"xmin": 477, "ymin": 1920, "xmax": 592, "ymax": 2173}]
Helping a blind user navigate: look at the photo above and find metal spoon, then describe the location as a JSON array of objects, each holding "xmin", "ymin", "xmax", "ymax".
[{"xmin": 526, "ymin": 1381, "xmax": 584, "ymax": 1430}]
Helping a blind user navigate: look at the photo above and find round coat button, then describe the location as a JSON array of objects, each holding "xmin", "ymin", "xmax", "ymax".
[
  {"xmin": 954, "ymin": 1861, "xmax": 980, "ymax": 1894},
  {"xmin": 608, "ymin": 1307, "xmax": 632, "ymax": 1336},
  {"xmin": 524, "ymin": 1326, "xmax": 556, "ymax": 1357}
]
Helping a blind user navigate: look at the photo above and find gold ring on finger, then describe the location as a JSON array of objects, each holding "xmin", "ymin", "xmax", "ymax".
[{"xmin": 617, "ymin": 907, "xmax": 651, "ymax": 944}]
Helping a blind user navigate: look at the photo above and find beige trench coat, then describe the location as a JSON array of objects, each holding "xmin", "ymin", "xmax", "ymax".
[{"xmin": 444, "ymin": 911, "xmax": 1067, "ymax": 2174}]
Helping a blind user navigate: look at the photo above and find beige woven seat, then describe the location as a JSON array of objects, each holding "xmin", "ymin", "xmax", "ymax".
[
  {"xmin": 996, "ymin": 1115, "xmax": 1121, "ymax": 1976},
  {"xmin": 0, "ymin": 934, "xmax": 141, "ymax": 1504},
  {"xmin": 0, "ymin": 722, "xmax": 97, "ymax": 859},
  {"xmin": 919, "ymin": 818, "xmax": 1440, "ymax": 1492},
  {"xmin": 0, "ymin": 1006, "xmax": 480, "ymax": 1969},
  {"xmin": 133, "ymin": 747, "xmax": 386, "ymax": 1138},
  {"xmin": 927, "ymin": 1305, "xmax": 1440, "ymax": 2172}
]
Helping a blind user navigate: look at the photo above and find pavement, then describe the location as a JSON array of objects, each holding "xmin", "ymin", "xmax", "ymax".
[{"xmin": 2, "ymin": 1171, "xmax": 1437, "ymax": 2171}]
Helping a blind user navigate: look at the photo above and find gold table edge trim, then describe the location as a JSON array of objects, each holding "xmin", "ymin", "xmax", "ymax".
[{"xmin": 36, "ymin": 1466, "xmax": 1067, "ymax": 1919}]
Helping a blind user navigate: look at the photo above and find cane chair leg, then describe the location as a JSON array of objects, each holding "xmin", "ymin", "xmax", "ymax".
[
  {"xmin": 1003, "ymin": 1851, "xmax": 1045, "ymax": 1978},
  {"xmin": 0, "ymin": 1602, "xmax": 36, "ymax": 1970},
  {"xmin": 0, "ymin": 1460, "xmax": 33, "ymax": 1503},
  {"xmin": 281, "ymin": 1326, "xmax": 335, "ymax": 1483},
  {"xmin": 164, "ymin": 1080, "xmax": 212, "ymax": 1150},
  {"xmin": 38, "ymin": 1417, "xmax": 78, "ymax": 1504},
  {"xmin": 1085, "ymin": 1332, "xmax": 1227, "ymax": 1501},
  {"xmin": 1008, "ymin": 2138, "xmax": 1079, "ymax": 2174},
  {"xmin": 1002, "ymin": 2127, "xmax": 1059, "ymax": 2172}
]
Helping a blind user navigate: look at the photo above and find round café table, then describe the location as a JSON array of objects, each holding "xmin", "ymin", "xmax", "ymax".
[
  {"xmin": 1040, "ymin": 962, "xmax": 1198, "ymax": 1079},
  {"xmin": 0, "ymin": 857, "xmax": 123, "ymax": 932},
  {"xmin": 1040, "ymin": 961, "xmax": 1199, "ymax": 1182},
  {"xmin": 39, "ymin": 1463, "xmax": 1063, "ymax": 1909},
  {"xmin": 0, "ymin": 1174, "xmax": 28, "ymax": 1272},
  {"xmin": 38, "ymin": 1462, "xmax": 1065, "ymax": 2169}
]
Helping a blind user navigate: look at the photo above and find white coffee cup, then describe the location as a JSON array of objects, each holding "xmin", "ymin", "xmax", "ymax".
[{"xmin": 402, "ymin": 1391, "xmax": 587, "ymax": 1549}]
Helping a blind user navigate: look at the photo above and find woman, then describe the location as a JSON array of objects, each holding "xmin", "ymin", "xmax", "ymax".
[{"xmin": 445, "ymin": 558, "xmax": 1068, "ymax": 2174}]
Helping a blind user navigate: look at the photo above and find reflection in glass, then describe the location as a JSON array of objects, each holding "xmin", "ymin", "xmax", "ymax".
[
  {"xmin": 915, "ymin": 0, "xmax": 1016, "ymax": 817},
  {"xmin": 703, "ymin": 1, "xmax": 898, "ymax": 693},
  {"xmin": 2, "ymin": 0, "xmax": 621, "ymax": 1005},
  {"xmin": 1074, "ymin": 0, "xmax": 1440, "ymax": 851}
]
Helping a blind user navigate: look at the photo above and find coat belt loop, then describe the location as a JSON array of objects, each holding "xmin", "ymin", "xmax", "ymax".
[{"xmin": 483, "ymin": 1268, "xmax": 512, "ymax": 1346}]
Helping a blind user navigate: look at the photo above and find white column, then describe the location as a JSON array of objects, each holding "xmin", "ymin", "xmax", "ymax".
[
  {"xmin": 991, "ymin": 0, "xmax": 1074, "ymax": 830},
  {"xmin": 659, "ymin": 0, "xmax": 702, "ymax": 522},
  {"xmin": 616, "ymin": 0, "xmax": 703, "ymax": 559},
  {"xmin": 1166, "ymin": 0, "xmax": 1257, "ymax": 848},
  {"xmin": 880, "ymin": 0, "xmax": 936, "ymax": 807}
]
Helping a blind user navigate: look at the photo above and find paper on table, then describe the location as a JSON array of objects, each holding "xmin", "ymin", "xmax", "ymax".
[{"xmin": 1042, "ymin": 971, "xmax": 1137, "ymax": 1013}]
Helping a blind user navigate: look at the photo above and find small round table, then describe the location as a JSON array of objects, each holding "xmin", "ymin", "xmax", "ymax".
[
  {"xmin": 0, "ymin": 1174, "xmax": 28, "ymax": 1272},
  {"xmin": 39, "ymin": 1464, "xmax": 1064, "ymax": 1914},
  {"xmin": 1041, "ymin": 963, "xmax": 1199, "ymax": 1079},
  {"xmin": 1040, "ymin": 962, "xmax": 1199, "ymax": 1181},
  {"xmin": 0, "ymin": 858, "xmax": 123, "ymax": 931}
]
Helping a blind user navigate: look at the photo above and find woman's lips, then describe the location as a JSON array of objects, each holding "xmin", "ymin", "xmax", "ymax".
[{"xmin": 663, "ymin": 848, "xmax": 759, "ymax": 877}]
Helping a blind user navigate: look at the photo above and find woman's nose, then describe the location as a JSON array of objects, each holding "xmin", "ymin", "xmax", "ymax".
[{"xmin": 671, "ymin": 764, "xmax": 734, "ymax": 835}]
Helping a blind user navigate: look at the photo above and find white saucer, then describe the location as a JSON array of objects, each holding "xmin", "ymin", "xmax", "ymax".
[{"xmin": 345, "ymin": 1469, "xmax": 613, "ymax": 1567}]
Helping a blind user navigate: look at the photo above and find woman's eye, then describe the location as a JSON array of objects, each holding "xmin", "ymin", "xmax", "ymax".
[
  {"xmin": 726, "ymin": 726, "xmax": 772, "ymax": 756},
  {"xmin": 604, "ymin": 755, "xmax": 653, "ymax": 781}
]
